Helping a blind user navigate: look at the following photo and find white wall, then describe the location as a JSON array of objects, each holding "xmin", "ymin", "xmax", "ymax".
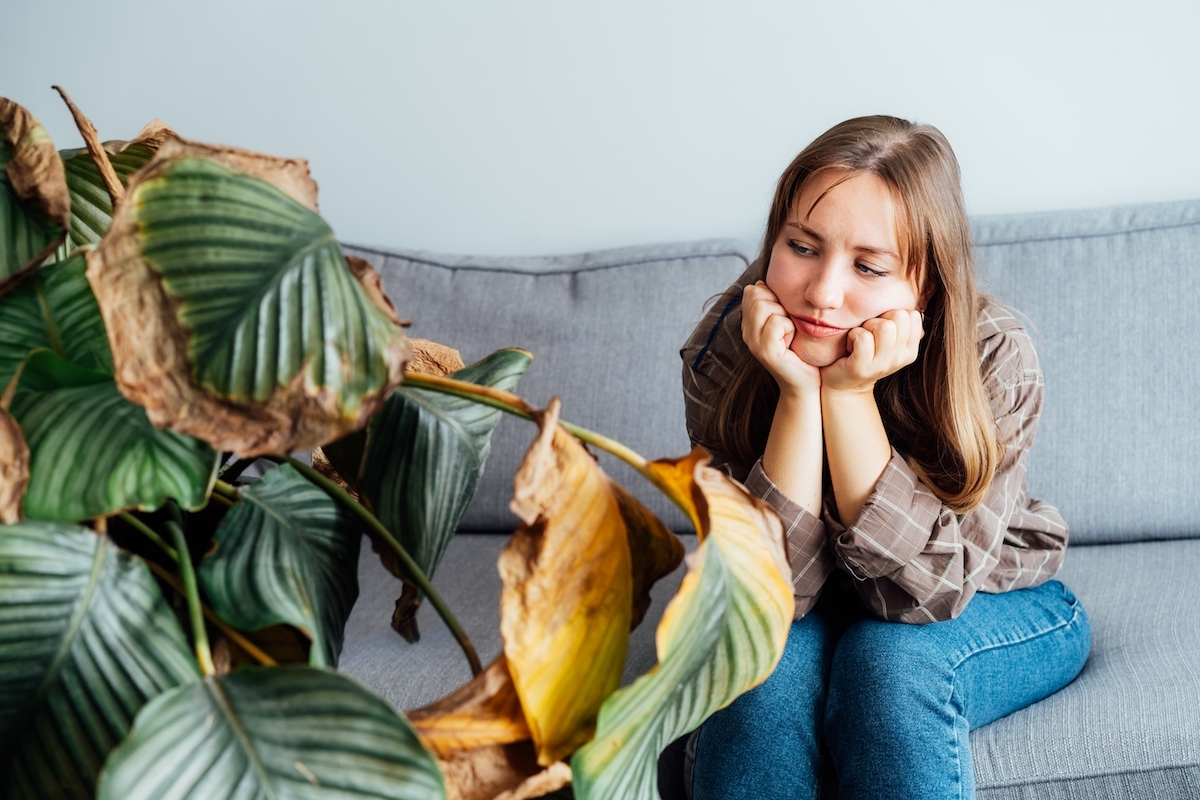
[{"xmin": 6, "ymin": 0, "xmax": 1198, "ymax": 255}]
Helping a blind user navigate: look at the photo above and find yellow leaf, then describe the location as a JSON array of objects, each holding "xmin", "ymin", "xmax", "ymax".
[{"xmin": 500, "ymin": 397, "xmax": 632, "ymax": 765}]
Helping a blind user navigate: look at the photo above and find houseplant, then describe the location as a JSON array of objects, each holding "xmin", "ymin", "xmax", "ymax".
[{"xmin": 0, "ymin": 90, "xmax": 794, "ymax": 800}]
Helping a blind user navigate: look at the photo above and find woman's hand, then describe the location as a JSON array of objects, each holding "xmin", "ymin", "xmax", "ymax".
[
  {"xmin": 821, "ymin": 309, "xmax": 924, "ymax": 394},
  {"xmin": 742, "ymin": 281, "xmax": 821, "ymax": 396}
]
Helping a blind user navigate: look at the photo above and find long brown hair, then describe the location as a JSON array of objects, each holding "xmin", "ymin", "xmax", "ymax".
[{"xmin": 714, "ymin": 116, "xmax": 1000, "ymax": 513}]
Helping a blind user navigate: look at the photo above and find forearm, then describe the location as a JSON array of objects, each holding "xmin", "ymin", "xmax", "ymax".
[
  {"xmin": 761, "ymin": 388, "xmax": 824, "ymax": 517},
  {"xmin": 822, "ymin": 388, "xmax": 891, "ymax": 526}
]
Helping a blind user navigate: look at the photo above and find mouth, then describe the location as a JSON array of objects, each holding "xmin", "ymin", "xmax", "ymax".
[{"xmin": 792, "ymin": 315, "xmax": 845, "ymax": 339}]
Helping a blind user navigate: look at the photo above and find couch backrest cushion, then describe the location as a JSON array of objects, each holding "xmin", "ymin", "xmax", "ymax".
[
  {"xmin": 972, "ymin": 199, "xmax": 1200, "ymax": 544},
  {"xmin": 349, "ymin": 198, "xmax": 1200, "ymax": 545},
  {"xmin": 344, "ymin": 240, "xmax": 753, "ymax": 533}
]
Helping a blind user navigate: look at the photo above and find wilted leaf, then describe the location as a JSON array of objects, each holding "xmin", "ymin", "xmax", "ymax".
[
  {"xmin": 55, "ymin": 121, "xmax": 175, "ymax": 258},
  {"xmin": 0, "ymin": 520, "xmax": 199, "ymax": 798},
  {"xmin": 0, "ymin": 408, "xmax": 28, "ymax": 524},
  {"xmin": 500, "ymin": 398, "xmax": 632, "ymax": 766},
  {"xmin": 611, "ymin": 481, "xmax": 685, "ymax": 630},
  {"xmin": 409, "ymin": 655, "xmax": 530, "ymax": 758},
  {"xmin": 8, "ymin": 350, "xmax": 218, "ymax": 522},
  {"xmin": 0, "ymin": 97, "xmax": 69, "ymax": 294},
  {"xmin": 86, "ymin": 137, "xmax": 409, "ymax": 457},
  {"xmin": 96, "ymin": 667, "xmax": 445, "ymax": 800},
  {"xmin": 199, "ymin": 463, "xmax": 360, "ymax": 668},
  {"xmin": 363, "ymin": 347, "xmax": 531, "ymax": 641},
  {"xmin": 570, "ymin": 447, "xmax": 793, "ymax": 800},
  {"xmin": 0, "ymin": 251, "xmax": 112, "ymax": 389}
]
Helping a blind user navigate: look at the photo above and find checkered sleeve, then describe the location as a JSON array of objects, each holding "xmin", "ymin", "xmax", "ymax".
[{"xmin": 826, "ymin": 311, "xmax": 1068, "ymax": 623}]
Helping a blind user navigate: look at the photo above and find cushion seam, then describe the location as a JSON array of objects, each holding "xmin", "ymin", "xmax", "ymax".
[{"xmin": 342, "ymin": 246, "xmax": 751, "ymax": 277}]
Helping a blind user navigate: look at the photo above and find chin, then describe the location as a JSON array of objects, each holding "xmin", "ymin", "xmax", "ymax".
[{"xmin": 791, "ymin": 340, "xmax": 845, "ymax": 368}]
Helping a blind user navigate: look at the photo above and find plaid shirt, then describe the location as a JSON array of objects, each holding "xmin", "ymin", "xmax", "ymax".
[{"xmin": 681, "ymin": 263, "xmax": 1068, "ymax": 623}]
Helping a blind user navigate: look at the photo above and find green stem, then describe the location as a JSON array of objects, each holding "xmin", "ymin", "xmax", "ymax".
[
  {"xmin": 277, "ymin": 455, "xmax": 484, "ymax": 677},
  {"xmin": 118, "ymin": 512, "xmax": 177, "ymax": 562},
  {"xmin": 402, "ymin": 372, "xmax": 696, "ymax": 521},
  {"xmin": 165, "ymin": 521, "xmax": 215, "ymax": 677},
  {"xmin": 212, "ymin": 479, "xmax": 240, "ymax": 502}
]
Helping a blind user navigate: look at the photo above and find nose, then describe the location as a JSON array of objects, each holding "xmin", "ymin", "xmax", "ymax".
[{"xmin": 804, "ymin": 260, "xmax": 843, "ymax": 310}]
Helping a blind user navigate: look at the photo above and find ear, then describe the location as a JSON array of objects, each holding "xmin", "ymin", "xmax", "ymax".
[{"xmin": 917, "ymin": 276, "xmax": 937, "ymax": 313}]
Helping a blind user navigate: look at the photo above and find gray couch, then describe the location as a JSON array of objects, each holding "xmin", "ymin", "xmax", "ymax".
[{"xmin": 338, "ymin": 199, "xmax": 1200, "ymax": 799}]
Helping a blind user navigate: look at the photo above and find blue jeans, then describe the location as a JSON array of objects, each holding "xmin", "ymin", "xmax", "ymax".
[{"xmin": 691, "ymin": 579, "xmax": 1090, "ymax": 800}]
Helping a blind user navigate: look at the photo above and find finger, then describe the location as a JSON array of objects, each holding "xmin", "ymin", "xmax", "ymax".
[{"xmin": 847, "ymin": 327, "xmax": 876, "ymax": 368}]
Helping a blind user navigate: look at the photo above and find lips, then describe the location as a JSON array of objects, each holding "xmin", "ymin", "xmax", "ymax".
[{"xmin": 793, "ymin": 316, "xmax": 844, "ymax": 339}]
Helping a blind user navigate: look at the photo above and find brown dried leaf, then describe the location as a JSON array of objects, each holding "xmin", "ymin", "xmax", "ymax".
[
  {"xmin": 86, "ymin": 140, "xmax": 409, "ymax": 457},
  {"xmin": 407, "ymin": 337, "xmax": 467, "ymax": 377},
  {"xmin": 0, "ymin": 407, "xmax": 29, "ymax": 523},
  {"xmin": 0, "ymin": 97, "xmax": 70, "ymax": 292},
  {"xmin": 408, "ymin": 655, "xmax": 530, "ymax": 758},
  {"xmin": 500, "ymin": 398, "xmax": 632, "ymax": 766},
  {"xmin": 435, "ymin": 742, "xmax": 542, "ymax": 800},
  {"xmin": 493, "ymin": 762, "xmax": 572, "ymax": 800},
  {"xmin": 611, "ymin": 481, "xmax": 685, "ymax": 630}
]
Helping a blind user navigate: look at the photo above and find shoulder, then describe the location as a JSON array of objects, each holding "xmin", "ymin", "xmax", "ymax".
[
  {"xmin": 680, "ymin": 259, "xmax": 762, "ymax": 381},
  {"xmin": 975, "ymin": 301, "xmax": 1044, "ymax": 397}
]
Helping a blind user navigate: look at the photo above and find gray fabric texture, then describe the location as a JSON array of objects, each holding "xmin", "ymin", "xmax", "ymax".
[
  {"xmin": 973, "ymin": 538, "xmax": 1200, "ymax": 798},
  {"xmin": 971, "ymin": 200, "xmax": 1200, "ymax": 544},
  {"xmin": 339, "ymin": 536, "xmax": 1200, "ymax": 798},
  {"xmin": 338, "ymin": 532, "xmax": 698, "ymax": 713},
  {"xmin": 344, "ymin": 240, "xmax": 752, "ymax": 534}
]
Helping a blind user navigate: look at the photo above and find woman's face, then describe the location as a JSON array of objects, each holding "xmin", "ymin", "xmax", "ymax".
[{"xmin": 765, "ymin": 170, "xmax": 924, "ymax": 368}]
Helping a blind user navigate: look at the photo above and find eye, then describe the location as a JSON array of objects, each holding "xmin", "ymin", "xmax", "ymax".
[
  {"xmin": 855, "ymin": 262, "xmax": 887, "ymax": 278},
  {"xmin": 788, "ymin": 241, "xmax": 815, "ymax": 256}
]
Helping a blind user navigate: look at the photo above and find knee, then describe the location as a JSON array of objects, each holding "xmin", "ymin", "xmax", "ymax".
[{"xmin": 825, "ymin": 621, "xmax": 956, "ymax": 736}]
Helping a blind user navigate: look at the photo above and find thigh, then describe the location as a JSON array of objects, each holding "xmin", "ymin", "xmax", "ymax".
[
  {"xmin": 825, "ymin": 580, "xmax": 1091, "ymax": 800},
  {"xmin": 943, "ymin": 579, "xmax": 1091, "ymax": 729},
  {"xmin": 691, "ymin": 611, "xmax": 837, "ymax": 800}
]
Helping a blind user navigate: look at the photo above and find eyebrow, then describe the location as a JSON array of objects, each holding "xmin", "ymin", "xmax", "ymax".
[{"xmin": 785, "ymin": 222, "xmax": 900, "ymax": 260}]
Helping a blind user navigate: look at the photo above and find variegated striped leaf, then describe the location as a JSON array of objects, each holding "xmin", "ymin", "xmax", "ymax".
[
  {"xmin": 361, "ymin": 348, "xmax": 532, "ymax": 639},
  {"xmin": 199, "ymin": 463, "xmax": 360, "ymax": 668},
  {"xmin": 0, "ymin": 252, "xmax": 111, "ymax": 389},
  {"xmin": 96, "ymin": 667, "xmax": 445, "ymax": 800},
  {"xmin": 56, "ymin": 131, "xmax": 166, "ymax": 258},
  {"xmin": 570, "ymin": 448, "xmax": 794, "ymax": 800},
  {"xmin": 87, "ymin": 139, "xmax": 409, "ymax": 457},
  {"xmin": 0, "ymin": 520, "xmax": 199, "ymax": 799},
  {"xmin": 8, "ymin": 350, "xmax": 218, "ymax": 522},
  {"xmin": 0, "ymin": 98, "xmax": 69, "ymax": 294}
]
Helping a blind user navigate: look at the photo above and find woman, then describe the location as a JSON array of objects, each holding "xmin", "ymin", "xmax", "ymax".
[{"xmin": 680, "ymin": 116, "xmax": 1090, "ymax": 799}]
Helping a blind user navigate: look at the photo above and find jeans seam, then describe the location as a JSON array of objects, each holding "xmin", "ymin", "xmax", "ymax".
[{"xmin": 947, "ymin": 595, "xmax": 1084, "ymax": 672}]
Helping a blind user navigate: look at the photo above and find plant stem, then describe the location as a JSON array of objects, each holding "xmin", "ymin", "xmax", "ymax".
[
  {"xmin": 143, "ymin": 560, "xmax": 277, "ymax": 667},
  {"xmin": 276, "ymin": 455, "xmax": 484, "ymax": 677},
  {"xmin": 52, "ymin": 86, "xmax": 124, "ymax": 207},
  {"xmin": 212, "ymin": 479, "xmax": 240, "ymax": 502},
  {"xmin": 402, "ymin": 372, "xmax": 697, "ymax": 520},
  {"xmin": 118, "ymin": 512, "xmax": 178, "ymax": 562},
  {"xmin": 165, "ymin": 521, "xmax": 215, "ymax": 677}
]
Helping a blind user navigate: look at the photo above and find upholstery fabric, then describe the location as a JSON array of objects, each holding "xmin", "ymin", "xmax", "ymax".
[
  {"xmin": 971, "ymin": 200, "xmax": 1200, "ymax": 544},
  {"xmin": 344, "ymin": 240, "xmax": 752, "ymax": 534},
  {"xmin": 973, "ymin": 538, "xmax": 1200, "ymax": 798}
]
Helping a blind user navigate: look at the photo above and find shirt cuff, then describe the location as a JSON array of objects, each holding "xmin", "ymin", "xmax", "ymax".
[
  {"xmin": 745, "ymin": 458, "xmax": 833, "ymax": 613},
  {"xmin": 827, "ymin": 448, "xmax": 945, "ymax": 580}
]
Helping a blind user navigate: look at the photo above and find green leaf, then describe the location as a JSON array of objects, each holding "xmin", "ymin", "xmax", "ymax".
[
  {"xmin": 361, "ymin": 349, "xmax": 532, "ymax": 637},
  {"xmin": 88, "ymin": 143, "xmax": 410, "ymax": 457},
  {"xmin": 199, "ymin": 463, "xmax": 361, "ymax": 668},
  {"xmin": 138, "ymin": 156, "xmax": 398, "ymax": 408},
  {"xmin": 57, "ymin": 142, "xmax": 156, "ymax": 257},
  {"xmin": 0, "ymin": 519, "xmax": 199, "ymax": 799},
  {"xmin": 0, "ymin": 252, "xmax": 112, "ymax": 388},
  {"xmin": 570, "ymin": 450, "xmax": 794, "ymax": 799},
  {"xmin": 9, "ymin": 350, "xmax": 219, "ymax": 522},
  {"xmin": 96, "ymin": 666, "xmax": 446, "ymax": 800},
  {"xmin": 0, "ymin": 98, "xmax": 69, "ymax": 293}
]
